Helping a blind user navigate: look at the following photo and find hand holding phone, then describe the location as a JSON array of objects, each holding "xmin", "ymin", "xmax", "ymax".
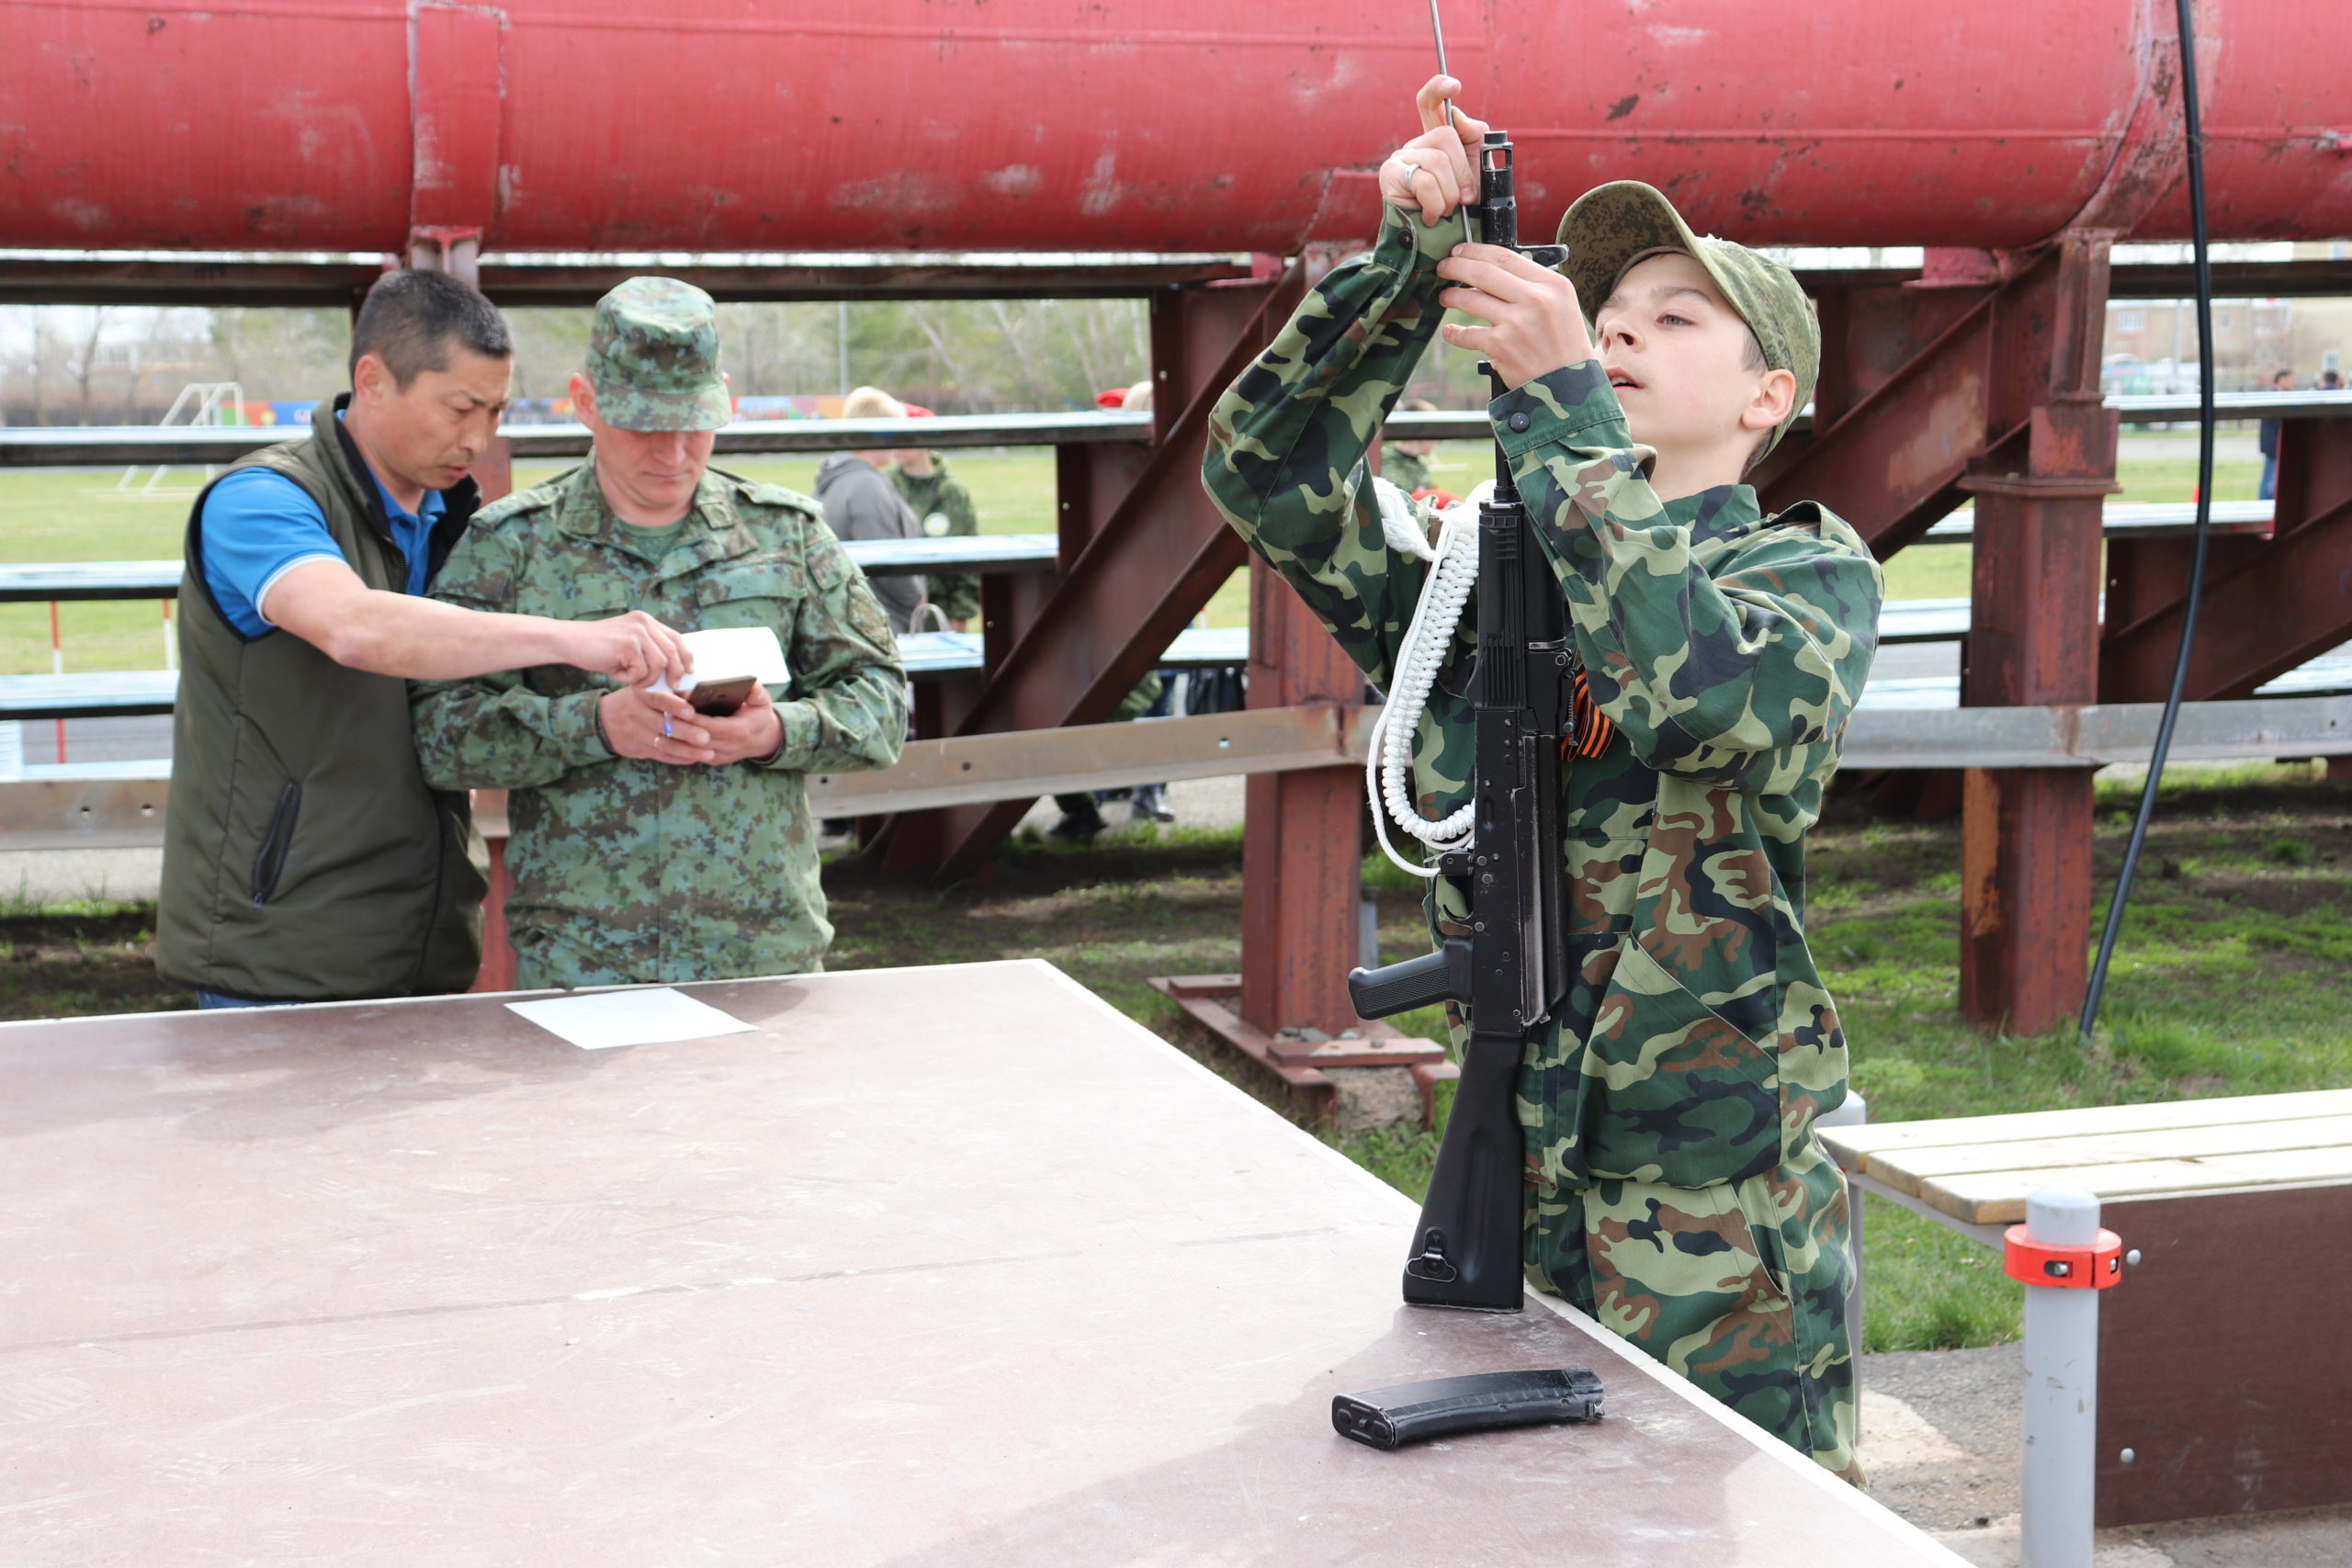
[
  {"xmin": 684, "ymin": 674, "xmax": 759, "ymax": 717},
  {"xmin": 695, "ymin": 680, "xmax": 785, "ymax": 766}
]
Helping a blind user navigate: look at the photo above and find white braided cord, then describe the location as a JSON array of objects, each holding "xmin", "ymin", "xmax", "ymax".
[{"xmin": 1365, "ymin": 477, "xmax": 1487, "ymax": 879}]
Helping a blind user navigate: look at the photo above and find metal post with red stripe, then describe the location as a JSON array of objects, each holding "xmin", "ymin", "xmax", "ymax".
[{"xmin": 2008, "ymin": 1186, "xmax": 2132, "ymax": 1567}]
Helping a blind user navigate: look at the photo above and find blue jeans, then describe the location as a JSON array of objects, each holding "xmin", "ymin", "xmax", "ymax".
[
  {"xmin": 198, "ymin": 990, "xmax": 294, "ymax": 1010},
  {"xmin": 2260, "ymin": 451, "xmax": 2278, "ymax": 501}
]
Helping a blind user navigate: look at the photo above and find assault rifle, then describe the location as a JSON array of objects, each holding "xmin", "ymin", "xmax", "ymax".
[{"xmin": 1348, "ymin": 130, "xmax": 1573, "ymax": 1313}]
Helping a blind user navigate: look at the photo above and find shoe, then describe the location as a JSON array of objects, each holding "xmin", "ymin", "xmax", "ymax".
[
  {"xmin": 1049, "ymin": 812, "xmax": 1105, "ymax": 844},
  {"xmin": 1049, "ymin": 794, "xmax": 1107, "ymax": 843},
  {"xmin": 1130, "ymin": 784, "xmax": 1175, "ymax": 824}
]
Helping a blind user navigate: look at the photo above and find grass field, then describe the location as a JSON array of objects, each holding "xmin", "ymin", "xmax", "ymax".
[{"xmin": 0, "ymin": 443, "xmax": 2263, "ymax": 675}]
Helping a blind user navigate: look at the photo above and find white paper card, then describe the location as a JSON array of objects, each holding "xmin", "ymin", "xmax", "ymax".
[
  {"xmin": 650, "ymin": 626, "xmax": 791, "ymax": 697},
  {"xmin": 505, "ymin": 987, "xmax": 758, "ymax": 1051}
]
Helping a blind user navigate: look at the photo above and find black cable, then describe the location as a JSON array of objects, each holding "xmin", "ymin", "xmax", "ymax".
[{"xmin": 2079, "ymin": 0, "xmax": 2215, "ymax": 1040}]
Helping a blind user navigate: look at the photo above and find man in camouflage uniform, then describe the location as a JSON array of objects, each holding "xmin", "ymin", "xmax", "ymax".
[
  {"xmin": 888, "ymin": 413, "xmax": 981, "ymax": 631},
  {"xmin": 413, "ymin": 278, "xmax": 906, "ymax": 987},
  {"xmin": 1203, "ymin": 78, "xmax": 1881, "ymax": 1476}
]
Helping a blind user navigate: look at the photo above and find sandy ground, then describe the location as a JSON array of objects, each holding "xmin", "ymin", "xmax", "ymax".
[{"xmin": 1864, "ymin": 1344, "xmax": 2351, "ymax": 1565}]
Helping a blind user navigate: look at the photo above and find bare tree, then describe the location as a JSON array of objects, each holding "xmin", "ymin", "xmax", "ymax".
[
  {"xmin": 903, "ymin": 302, "xmax": 980, "ymax": 403},
  {"xmin": 73, "ymin": 307, "xmax": 111, "ymax": 425},
  {"xmin": 985, "ymin": 299, "xmax": 1048, "ymax": 406},
  {"xmin": 30, "ymin": 311, "xmax": 51, "ymax": 425}
]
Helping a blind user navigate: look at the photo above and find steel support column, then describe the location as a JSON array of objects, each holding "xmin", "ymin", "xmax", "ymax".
[
  {"xmin": 2102, "ymin": 414, "xmax": 2352, "ymax": 702},
  {"xmin": 1954, "ymin": 235, "xmax": 2118, "ymax": 1033},
  {"xmin": 1238, "ymin": 557, "xmax": 1363, "ymax": 1036},
  {"xmin": 874, "ymin": 573, "xmax": 1037, "ymax": 872}
]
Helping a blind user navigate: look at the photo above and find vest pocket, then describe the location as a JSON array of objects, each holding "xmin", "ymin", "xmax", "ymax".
[
  {"xmin": 1580, "ymin": 937, "xmax": 1781, "ymax": 1188},
  {"xmin": 249, "ymin": 781, "xmax": 301, "ymax": 907}
]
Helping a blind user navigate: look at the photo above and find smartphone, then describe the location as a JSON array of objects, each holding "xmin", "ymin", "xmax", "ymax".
[{"xmin": 685, "ymin": 675, "xmax": 758, "ymax": 717}]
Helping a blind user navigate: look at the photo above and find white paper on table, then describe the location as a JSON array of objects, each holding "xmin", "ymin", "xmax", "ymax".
[
  {"xmin": 649, "ymin": 626, "xmax": 791, "ymax": 697},
  {"xmin": 505, "ymin": 987, "xmax": 758, "ymax": 1051}
]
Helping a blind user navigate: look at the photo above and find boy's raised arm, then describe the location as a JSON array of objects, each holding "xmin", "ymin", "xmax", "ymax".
[
  {"xmin": 1202, "ymin": 202, "xmax": 1470, "ymax": 691},
  {"xmin": 1496, "ymin": 362, "xmax": 1883, "ymax": 793}
]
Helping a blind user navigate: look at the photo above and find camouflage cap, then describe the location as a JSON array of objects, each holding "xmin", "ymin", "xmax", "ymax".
[
  {"xmin": 585, "ymin": 276, "xmax": 732, "ymax": 432},
  {"xmin": 1557, "ymin": 182, "xmax": 1818, "ymax": 455}
]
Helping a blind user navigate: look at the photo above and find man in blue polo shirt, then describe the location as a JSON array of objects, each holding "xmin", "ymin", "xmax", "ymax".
[
  {"xmin": 157, "ymin": 269, "xmax": 695, "ymax": 1007},
  {"xmin": 199, "ymin": 423, "xmax": 447, "ymax": 637}
]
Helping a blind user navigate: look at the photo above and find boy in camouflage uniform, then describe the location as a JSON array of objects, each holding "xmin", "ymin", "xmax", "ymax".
[
  {"xmin": 1203, "ymin": 78, "xmax": 1882, "ymax": 1476},
  {"xmin": 413, "ymin": 278, "xmax": 907, "ymax": 987}
]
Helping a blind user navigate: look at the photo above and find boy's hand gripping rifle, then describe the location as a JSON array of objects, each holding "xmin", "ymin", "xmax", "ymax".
[{"xmin": 1350, "ymin": 132, "xmax": 1572, "ymax": 1313}]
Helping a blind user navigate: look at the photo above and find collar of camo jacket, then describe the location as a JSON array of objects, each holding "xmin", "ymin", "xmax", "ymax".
[{"xmin": 1561, "ymin": 480, "xmax": 1765, "ymax": 761}]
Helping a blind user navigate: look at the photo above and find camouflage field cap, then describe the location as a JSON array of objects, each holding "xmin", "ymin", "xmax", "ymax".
[
  {"xmin": 1557, "ymin": 181, "xmax": 1819, "ymax": 455},
  {"xmin": 585, "ymin": 276, "xmax": 732, "ymax": 432}
]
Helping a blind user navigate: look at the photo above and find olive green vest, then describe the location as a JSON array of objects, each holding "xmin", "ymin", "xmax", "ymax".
[{"xmin": 156, "ymin": 397, "xmax": 489, "ymax": 1000}]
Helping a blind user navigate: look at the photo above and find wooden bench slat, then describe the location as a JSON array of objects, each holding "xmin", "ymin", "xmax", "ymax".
[
  {"xmin": 1919, "ymin": 1146, "xmax": 2352, "ymax": 1224},
  {"xmin": 1861, "ymin": 1112, "xmax": 2352, "ymax": 1196},
  {"xmin": 1818, "ymin": 1088, "xmax": 2352, "ymax": 1167}
]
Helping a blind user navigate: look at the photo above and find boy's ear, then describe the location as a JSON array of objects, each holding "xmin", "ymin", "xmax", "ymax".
[{"xmin": 1741, "ymin": 367, "xmax": 1798, "ymax": 434}]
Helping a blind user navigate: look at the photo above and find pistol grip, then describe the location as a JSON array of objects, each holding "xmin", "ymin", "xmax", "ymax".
[{"xmin": 1347, "ymin": 940, "xmax": 1472, "ymax": 1020}]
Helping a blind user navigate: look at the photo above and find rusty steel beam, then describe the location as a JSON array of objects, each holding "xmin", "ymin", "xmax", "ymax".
[
  {"xmin": 1238, "ymin": 557, "xmax": 1369, "ymax": 1038},
  {"xmin": 923, "ymin": 268, "xmax": 1307, "ymax": 884},
  {"xmin": 1951, "ymin": 233, "xmax": 2118, "ymax": 1035},
  {"xmin": 1753, "ymin": 248, "xmax": 2075, "ymax": 553},
  {"xmin": 1749, "ymin": 233, "xmax": 2282, "ymax": 555},
  {"xmin": 468, "ymin": 791, "xmax": 519, "ymax": 997},
  {"xmin": 2101, "ymin": 414, "xmax": 2352, "ymax": 703}
]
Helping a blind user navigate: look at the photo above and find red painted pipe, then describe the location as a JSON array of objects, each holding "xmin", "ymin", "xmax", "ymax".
[{"xmin": 4, "ymin": 0, "xmax": 2345, "ymax": 254}]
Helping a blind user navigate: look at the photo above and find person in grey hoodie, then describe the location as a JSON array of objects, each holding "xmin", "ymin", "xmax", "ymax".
[{"xmin": 817, "ymin": 386, "xmax": 929, "ymax": 635}]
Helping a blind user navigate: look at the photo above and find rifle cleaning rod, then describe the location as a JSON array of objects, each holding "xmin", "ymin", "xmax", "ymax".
[{"xmin": 1430, "ymin": 0, "xmax": 1453, "ymax": 126}]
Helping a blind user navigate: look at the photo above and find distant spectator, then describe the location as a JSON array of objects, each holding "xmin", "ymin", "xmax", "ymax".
[
  {"xmin": 888, "ymin": 406, "xmax": 979, "ymax": 632},
  {"xmin": 1385, "ymin": 397, "xmax": 1441, "ymax": 494},
  {"xmin": 1051, "ymin": 380, "xmax": 1171, "ymax": 840},
  {"xmin": 816, "ymin": 387, "xmax": 929, "ymax": 634},
  {"xmin": 2323, "ymin": 368, "xmax": 2345, "ymax": 391},
  {"xmin": 2259, "ymin": 367, "xmax": 2293, "ymax": 501}
]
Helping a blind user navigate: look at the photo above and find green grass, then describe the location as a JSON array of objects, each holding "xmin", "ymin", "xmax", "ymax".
[
  {"xmin": 1860, "ymin": 1199, "xmax": 2018, "ymax": 1352},
  {"xmin": 0, "ymin": 468, "xmax": 200, "ymax": 677},
  {"xmin": 0, "ymin": 902, "xmax": 188, "ymax": 1020}
]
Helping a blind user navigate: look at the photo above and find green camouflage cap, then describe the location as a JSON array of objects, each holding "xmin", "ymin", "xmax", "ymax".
[
  {"xmin": 1557, "ymin": 182, "xmax": 1818, "ymax": 455},
  {"xmin": 585, "ymin": 276, "xmax": 732, "ymax": 432}
]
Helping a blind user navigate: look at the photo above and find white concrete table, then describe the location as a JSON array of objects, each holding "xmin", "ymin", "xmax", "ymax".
[{"xmin": 0, "ymin": 962, "xmax": 1961, "ymax": 1563}]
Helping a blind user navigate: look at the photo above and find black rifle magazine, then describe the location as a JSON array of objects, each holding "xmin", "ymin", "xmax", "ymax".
[{"xmin": 1331, "ymin": 1368, "xmax": 1603, "ymax": 1450}]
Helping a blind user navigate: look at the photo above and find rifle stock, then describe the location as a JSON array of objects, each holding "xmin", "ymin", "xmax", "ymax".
[{"xmin": 1349, "ymin": 130, "xmax": 1571, "ymax": 1313}]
